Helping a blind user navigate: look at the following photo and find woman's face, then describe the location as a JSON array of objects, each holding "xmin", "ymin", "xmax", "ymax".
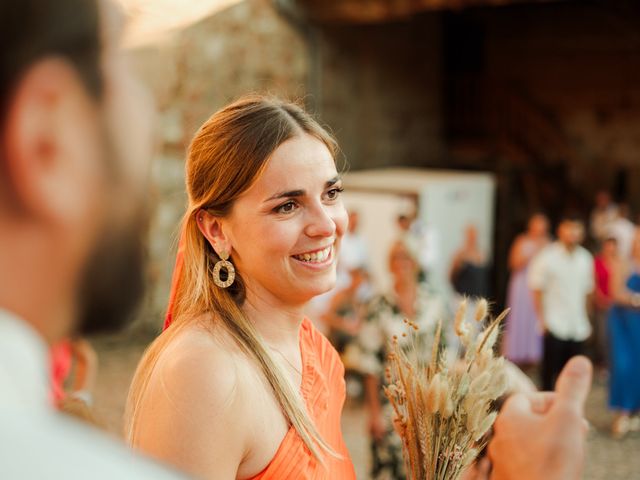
[
  {"xmin": 528, "ymin": 214, "xmax": 549, "ymax": 237},
  {"xmin": 389, "ymin": 246, "xmax": 418, "ymax": 285},
  {"xmin": 224, "ymin": 133, "xmax": 347, "ymax": 307}
]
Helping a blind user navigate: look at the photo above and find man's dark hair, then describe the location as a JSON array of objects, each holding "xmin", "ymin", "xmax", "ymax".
[
  {"xmin": 558, "ymin": 211, "xmax": 585, "ymax": 225},
  {"xmin": 0, "ymin": 0, "xmax": 103, "ymax": 122}
]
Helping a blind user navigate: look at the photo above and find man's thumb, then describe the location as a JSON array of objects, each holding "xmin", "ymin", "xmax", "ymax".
[{"xmin": 554, "ymin": 355, "xmax": 593, "ymax": 414}]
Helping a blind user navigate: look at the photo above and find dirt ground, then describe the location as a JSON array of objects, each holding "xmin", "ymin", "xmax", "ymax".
[{"xmin": 91, "ymin": 334, "xmax": 640, "ymax": 479}]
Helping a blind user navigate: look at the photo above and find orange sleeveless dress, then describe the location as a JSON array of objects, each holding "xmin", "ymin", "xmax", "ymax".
[{"xmin": 249, "ymin": 318, "xmax": 356, "ymax": 480}]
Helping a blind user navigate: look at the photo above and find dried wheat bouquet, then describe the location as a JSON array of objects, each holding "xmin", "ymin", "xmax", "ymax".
[{"xmin": 384, "ymin": 298, "xmax": 509, "ymax": 480}]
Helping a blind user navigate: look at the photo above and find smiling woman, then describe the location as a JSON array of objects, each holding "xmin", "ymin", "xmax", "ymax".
[{"xmin": 125, "ymin": 96, "xmax": 356, "ymax": 479}]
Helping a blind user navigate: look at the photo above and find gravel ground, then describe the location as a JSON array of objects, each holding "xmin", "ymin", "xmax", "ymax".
[{"xmin": 91, "ymin": 335, "xmax": 640, "ymax": 479}]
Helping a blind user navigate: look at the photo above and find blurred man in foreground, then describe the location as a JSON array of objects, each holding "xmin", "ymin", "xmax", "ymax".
[{"xmin": 0, "ymin": 0, "xmax": 179, "ymax": 477}]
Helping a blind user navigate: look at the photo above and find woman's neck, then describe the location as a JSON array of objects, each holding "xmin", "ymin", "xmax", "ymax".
[
  {"xmin": 394, "ymin": 277, "xmax": 416, "ymax": 292},
  {"xmin": 393, "ymin": 279, "xmax": 418, "ymax": 317},
  {"xmin": 241, "ymin": 287, "xmax": 305, "ymax": 350}
]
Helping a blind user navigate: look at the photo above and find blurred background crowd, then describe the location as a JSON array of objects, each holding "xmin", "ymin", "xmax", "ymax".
[
  {"xmin": 46, "ymin": 0, "xmax": 640, "ymax": 478},
  {"xmin": 312, "ymin": 191, "xmax": 640, "ymax": 478}
]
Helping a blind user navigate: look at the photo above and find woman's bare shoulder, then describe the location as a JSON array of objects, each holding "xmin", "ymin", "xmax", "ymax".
[
  {"xmin": 134, "ymin": 318, "xmax": 253, "ymax": 477},
  {"xmin": 155, "ymin": 318, "xmax": 246, "ymax": 407}
]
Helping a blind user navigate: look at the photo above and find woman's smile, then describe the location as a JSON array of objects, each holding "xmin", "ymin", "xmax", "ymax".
[
  {"xmin": 291, "ymin": 243, "xmax": 335, "ymax": 269},
  {"xmin": 221, "ymin": 132, "xmax": 348, "ymax": 304}
]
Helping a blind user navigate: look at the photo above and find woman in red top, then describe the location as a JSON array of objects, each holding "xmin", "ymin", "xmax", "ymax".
[
  {"xmin": 125, "ymin": 96, "xmax": 355, "ymax": 479},
  {"xmin": 593, "ymin": 237, "xmax": 618, "ymax": 368}
]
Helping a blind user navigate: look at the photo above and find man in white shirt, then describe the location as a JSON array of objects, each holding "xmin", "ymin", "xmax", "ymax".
[
  {"xmin": 0, "ymin": 0, "xmax": 179, "ymax": 477},
  {"xmin": 529, "ymin": 215, "xmax": 595, "ymax": 390},
  {"xmin": 340, "ymin": 210, "xmax": 370, "ymax": 272}
]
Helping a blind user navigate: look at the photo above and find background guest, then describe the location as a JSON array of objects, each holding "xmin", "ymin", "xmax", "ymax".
[
  {"xmin": 502, "ymin": 213, "xmax": 550, "ymax": 368},
  {"xmin": 450, "ymin": 224, "xmax": 490, "ymax": 299},
  {"xmin": 352, "ymin": 241, "xmax": 444, "ymax": 479},
  {"xmin": 449, "ymin": 224, "xmax": 489, "ymax": 349},
  {"xmin": 607, "ymin": 204, "xmax": 636, "ymax": 260},
  {"xmin": 323, "ymin": 267, "xmax": 371, "ymax": 356},
  {"xmin": 590, "ymin": 190, "xmax": 617, "ymax": 247},
  {"xmin": 529, "ymin": 215, "xmax": 594, "ymax": 390},
  {"xmin": 607, "ymin": 229, "xmax": 640, "ymax": 438},
  {"xmin": 340, "ymin": 211, "xmax": 370, "ymax": 274},
  {"xmin": 592, "ymin": 237, "xmax": 618, "ymax": 370}
]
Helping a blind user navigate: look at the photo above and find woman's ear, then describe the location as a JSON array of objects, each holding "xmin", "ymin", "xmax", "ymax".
[{"xmin": 196, "ymin": 209, "xmax": 231, "ymax": 256}]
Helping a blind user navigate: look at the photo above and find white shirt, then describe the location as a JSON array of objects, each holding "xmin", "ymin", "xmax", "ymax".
[
  {"xmin": 339, "ymin": 231, "xmax": 369, "ymax": 271},
  {"xmin": 406, "ymin": 221, "xmax": 439, "ymax": 272},
  {"xmin": 528, "ymin": 243, "xmax": 594, "ymax": 341},
  {"xmin": 590, "ymin": 204, "xmax": 617, "ymax": 242},
  {"xmin": 0, "ymin": 309, "xmax": 184, "ymax": 479},
  {"xmin": 608, "ymin": 217, "xmax": 636, "ymax": 259}
]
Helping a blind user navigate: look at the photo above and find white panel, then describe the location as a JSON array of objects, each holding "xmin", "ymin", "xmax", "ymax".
[
  {"xmin": 342, "ymin": 191, "xmax": 410, "ymax": 293},
  {"xmin": 341, "ymin": 169, "xmax": 496, "ymax": 304},
  {"xmin": 419, "ymin": 175, "xmax": 495, "ymax": 299}
]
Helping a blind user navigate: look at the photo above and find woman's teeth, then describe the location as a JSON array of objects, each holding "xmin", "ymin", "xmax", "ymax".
[{"xmin": 293, "ymin": 246, "xmax": 332, "ymax": 263}]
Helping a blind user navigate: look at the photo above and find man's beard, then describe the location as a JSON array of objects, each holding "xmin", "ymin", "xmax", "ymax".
[
  {"xmin": 73, "ymin": 108, "xmax": 152, "ymax": 336},
  {"xmin": 75, "ymin": 210, "xmax": 148, "ymax": 335}
]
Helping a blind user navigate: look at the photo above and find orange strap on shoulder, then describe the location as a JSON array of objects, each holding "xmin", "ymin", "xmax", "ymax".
[{"xmin": 163, "ymin": 228, "xmax": 186, "ymax": 331}]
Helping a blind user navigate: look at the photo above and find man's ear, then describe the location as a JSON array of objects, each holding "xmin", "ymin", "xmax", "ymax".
[
  {"xmin": 2, "ymin": 57, "xmax": 101, "ymax": 221},
  {"xmin": 196, "ymin": 209, "xmax": 232, "ymax": 257}
]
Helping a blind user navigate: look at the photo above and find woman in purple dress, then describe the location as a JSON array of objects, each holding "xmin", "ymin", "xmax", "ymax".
[{"xmin": 502, "ymin": 214, "xmax": 550, "ymax": 367}]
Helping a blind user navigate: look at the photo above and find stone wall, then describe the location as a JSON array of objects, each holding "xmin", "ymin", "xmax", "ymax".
[{"xmin": 129, "ymin": 0, "xmax": 311, "ymax": 329}]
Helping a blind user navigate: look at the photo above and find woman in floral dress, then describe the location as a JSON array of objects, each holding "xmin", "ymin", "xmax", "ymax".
[{"xmin": 352, "ymin": 241, "xmax": 444, "ymax": 479}]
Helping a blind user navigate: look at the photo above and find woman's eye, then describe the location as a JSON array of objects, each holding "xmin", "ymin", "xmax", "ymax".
[
  {"xmin": 326, "ymin": 187, "xmax": 344, "ymax": 201},
  {"xmin": 276, "ymin": 201, "xmax": 297, "ymax": 214}
]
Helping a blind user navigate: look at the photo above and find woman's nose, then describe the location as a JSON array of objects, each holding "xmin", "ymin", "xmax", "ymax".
[{"xmin": 305, "ymin": 204, "xmax": 336, "ymax": 238}]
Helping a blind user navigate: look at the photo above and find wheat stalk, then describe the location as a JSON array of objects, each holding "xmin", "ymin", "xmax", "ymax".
[{"xmin": 385, "ymin": 299, "xmax": 509, "ymax": 480}]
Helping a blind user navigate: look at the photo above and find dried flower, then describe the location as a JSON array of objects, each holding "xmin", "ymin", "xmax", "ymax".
[
  {"xmin": 442, "ymin": 396, "xmax": 454, "ymax": 419},
  {"xmin": 486, "ymin": 369, "xmax": 509, "ymax": 400},
  {"xmin": 439, "ymin": 377, "xmax": 451, "ymax": 414},
  {"xmin": 474, "ymin": 411, "xmax": 498, "ymax": 441},
  {"xmin": 475, "ymin": 298, "xmax": 488, "ymax": 323},
  {"xmin": 476, "ymin": 348, "xmax": 492, "ymax": 370},
  {"xmin": 454, "ymin": 298, "xmax": 469, "ymax": 337},
  {"xmin": 457, "ymin": 373, "xmax": 470, "ymax": 398},
  {"xmin": 465, "ymin": 408, "xmax": 478, "ymax": 434},
  {"xmin": 469, "ymin": 371, "xmax": 491, "ymax": 395},
  {"xmin": 384, "ymin": 298, "xmax": 508, "ymax": 480},
  {"xmin": 426, "ymin": 374, "xmax": 442, "ymax": 414},
  {"xmin": 461, "ymin": 448, "xmax": 479, "ymax": 467},
  {"xmin": 480, "ymin": 326, "xmax": 499, "ymax": 353}
]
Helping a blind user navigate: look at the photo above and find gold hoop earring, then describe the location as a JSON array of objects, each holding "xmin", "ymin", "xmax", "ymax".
[{"xmin": 213, "ymin": 251, "xmax": 235, "ymax": 288}]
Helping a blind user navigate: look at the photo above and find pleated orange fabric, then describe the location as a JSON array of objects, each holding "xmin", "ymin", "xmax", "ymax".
[{"xmin": 248, "ymin": 318, "xmax": 356, "ymax": 480}]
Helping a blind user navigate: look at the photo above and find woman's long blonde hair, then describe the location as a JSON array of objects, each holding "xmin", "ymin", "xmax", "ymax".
[{"xmin": 125, "ymin": 96, "xmax": 339, "ymax": 461}]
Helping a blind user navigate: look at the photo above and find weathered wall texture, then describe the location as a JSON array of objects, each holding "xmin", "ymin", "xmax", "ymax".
[
  {"xmin": 315, "ymin": 15, "xmax": 445, "ymax": 169},
  {"xmin": 482, "ymin": 2, "xmax": 640, "ymax": 195},
  {"xmin": 129, "ymin": 0, "xmax": 311, "ymax": 328}
]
